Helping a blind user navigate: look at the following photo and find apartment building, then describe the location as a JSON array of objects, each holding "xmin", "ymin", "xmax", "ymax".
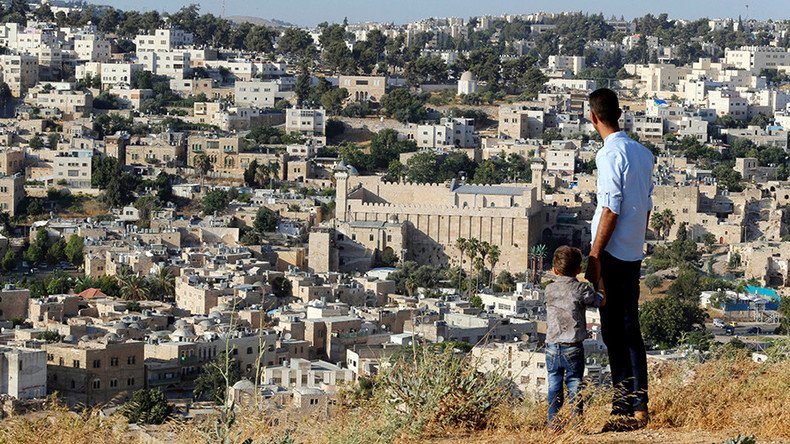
[
  {"xmin": 548, "ymin": 55, "xmax": 586, "ymax": 75},
  {"xmin": 0, "ymin": 173, "xmax": 24, "ymax": 216},
  {"xmin": 408, "ymin": 117, "xmax": 478, "ymax": 149},
  {"xmin": 286, "ymin": 108, "xmax": 327, "ymax": 138},
  {"xmin": 76, "ymin": 62, "xmax": 144, "ymax": 89},
  {"xmin": 499, "ymin": 104, "xmax": 545, "ymax": 140},
  {"xmin": 725, "ymin": 46, "xmax": 790, "ymax": 71},
  {"xmin": 53, "ymin": 149, "xmax": 93, "ymax": 188},
  {"xmin": 44, "ymin": 339, "xmax": 145, "ymax": 406},
  {"xmin": 72, "ymin": 32, "xmax": 111, "ymax": 62},
  {"xmin": 0, "ymin": 147, "xmax": 24, "ymax": 175},
  {"xmin": 0, "ymin": 54, "xmax": 39, "ymax": 96},
  {"xmin": 234, "ymin": 80, "xmax": 278, "ymax": 107}
]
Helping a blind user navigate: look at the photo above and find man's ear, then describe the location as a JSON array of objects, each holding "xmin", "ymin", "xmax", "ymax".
[
  {"xmin": 590, "ymin": 111, "xmax": 598, "ymax": 125},
  {"xmin": 616, "ymin": 108, "xmax": 623, "ymax": 121}
]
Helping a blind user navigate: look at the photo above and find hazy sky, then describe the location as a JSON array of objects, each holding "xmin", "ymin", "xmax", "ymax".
[{"xmin": 92, "ymin": 0, "xmax": 790, "ymax": 27}]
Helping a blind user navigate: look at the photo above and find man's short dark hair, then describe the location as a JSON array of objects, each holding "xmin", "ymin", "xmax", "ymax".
[
  {"xmin": 589, "ymin": 88, "xmax": 621, "ymax": 128},
  {"xmin": 552, "ymin": 246, "xmax": 583, "ymax": 277}
]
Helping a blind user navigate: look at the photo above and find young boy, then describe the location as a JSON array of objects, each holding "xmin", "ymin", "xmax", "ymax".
[{"xmin": 544, "ymin": 246, "xmax": 605, "ymax": 426}]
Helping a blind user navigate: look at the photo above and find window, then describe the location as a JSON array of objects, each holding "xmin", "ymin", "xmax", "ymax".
[
  {"xmin": 127, "ymin": 356, "xmax": 136, "ymax": 365},
  {"xmin": 110, "ymin": 357, "xmax": 119, "ymax": 366},
  {"xmin": 72, "ymin": 360, "xmax": 80, "ymax": 368},
  {"xmin": 92, "ymin": 379, "xmax": 101, "ymax": 389},
  {"xmin": 127, "ymin": 377, "xmax": 135, "ymax": 386},
  {"xmin": 92, "ymin": 359, "xmax": 101, "ymax": 368},
  {"xmin": 247, "ymin": 347, "xmax": 253, "ymax": 354},
  {"xmin": 110, "ymin": 379, "xmax": 118, "ymax": 388}
]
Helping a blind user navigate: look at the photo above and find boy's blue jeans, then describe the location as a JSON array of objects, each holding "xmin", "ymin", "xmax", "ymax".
[{"xmin": 546, "ymin": 342, "xmax": 585, "ymax": 424}]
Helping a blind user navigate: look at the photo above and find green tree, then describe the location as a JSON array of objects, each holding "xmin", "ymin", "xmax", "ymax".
[
  {"xmin": 644, "ymin": 274, "xmax": 663, "ymax": 294},
  {"xmin": 1, "ymin": 248, "xmax": 16, "ymax": 271},
  {"xmin": 405, "ymin": 152, "xmax": 440, "ymax": 183},
  {"xmin": 666, "ymin": 271, "xmax": 702, "ymax": 303},
  {"xmin": 23, "ymin": 229, "xmax": 49, "ymax": 266},
  {"xmin": 640, "ymin": 296, "xmax": 705, "ymax": 349},
  {"xmin": 202, "ymin": 189, "xmax": 230, "ymax": 215},
  {"xmin": 253, "ymin": 207, "xmax": 279, "ymax": 233},
  {"xmin": 270, "ymin": 275, "xmax": 292, "ymax": 299},
  {"xmin": 46, "ymin": 238, "xmax": 66, "ymax": 265},
  {"xmin": 519, "ymin": 67, "xmax": 547, "ymax": 100},
  {"xmin": 380, "ymin": 89, "xmax": 427, "ymax": 123},
  {"xmin": 119, "ymin": 389, "xmax": 173, "ymax": 425},
  {"xmin": 193, "ymin": 351, "xmax": 241, "ymax": 404},
  {"xmin": 278, "ymin": 28, "xmax": 316, "ymax": 57}
]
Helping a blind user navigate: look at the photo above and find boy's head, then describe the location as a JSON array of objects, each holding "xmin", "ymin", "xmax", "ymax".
[{"xmin": 552, "ymin": 246, "xmax": 583, "ymax": 277}]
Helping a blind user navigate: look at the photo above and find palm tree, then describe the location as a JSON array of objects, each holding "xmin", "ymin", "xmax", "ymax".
[
  {"xmin": 254, "ymin": 162, "xmax": 271, "ymax": 188},
  {"xmin": 473, "ymin": 257, "xmax": 485, "ymax": 291},
  {"xmin": 117, "ymin": 267, "xmax": 149, "ymax": 301},
  {"xmin": 455, "ymin": 237, "xmax": 468, "ymax": 269},
  {"xmin": 478, "ymin": 241, "xmax": 490, "ymax": 276},
  {"xmin": 405, "ymin": 276, "xmax": 416, "ymax": 298},
  {"xmin": 193, "ymin": 153, "xmax": 212, "ymax": 187},
  {"xmin": 148, "ymin": 268, "xmax": 175, "ymax": 301},
  {"xmin": 536, "ymin": 244, "xmax": 547, "ymax": 278},
  {"xmin": 661, "ymin": 209, "xmax": 675, "ymax": 240},
  {"xmin": 486, "ymin": 244, "xmax": 500, "ymax": 287},
  {"xmin": 650, "ymin": 212, "xmax": 665, "ymax": 239},
  {"xmin": 465, "ymin": 238, "xmax": 480, "ymax": 280}
]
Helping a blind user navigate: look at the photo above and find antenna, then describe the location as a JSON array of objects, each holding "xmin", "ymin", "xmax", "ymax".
[{"xmin": 221, "ymin": 0, "xmax": 227, "ymax": 18}]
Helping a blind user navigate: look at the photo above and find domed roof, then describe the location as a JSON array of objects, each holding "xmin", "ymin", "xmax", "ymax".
[
  {"xmin": 460, "ymin": 71, "xmax": 477, "ymax": 82},
  {"xmin": 346, "ymin": 165, "xmax": 360, "ymax": 176},
  {"xmin": 232, "ymin": 379, "xmax": 255, "ymax": 391},
  {"xmin": 103, "ymin": 333, "xmax": 121, "ymax": 343},
  {"xmin": 63, "ymin": 335, "xmax": 76, "ymax": 343}
]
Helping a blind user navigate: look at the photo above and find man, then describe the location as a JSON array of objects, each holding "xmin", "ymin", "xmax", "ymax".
[{"xmin": 584, "ymin": 88, "xmax": 654, "ymax": 432}]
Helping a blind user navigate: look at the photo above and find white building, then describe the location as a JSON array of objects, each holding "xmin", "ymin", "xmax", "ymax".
[
  {"xmin": 0, "ymin": 346, "xmax": 47, "ymax": 400},
  {"xmin": 234, "ymin": 80, "xmax": 279, "ymax": 107},
  {"xmin": 457, "ymin": 71, "xmax": 478, "ymax": 96},
  {"xmin": 409, "ymin": 117, "xmax": 478, "ymax": 149},
  {"xmin": 548, "ymin": 55, "xmax": 586, "ymax": 75},
  {"xmin": 725, "ymin": 46, "xmax": 790, "ymax": 72},
  {"xmin": 286, "ymin": 108, "xmax": 326, "ymax": 138},
  {"xmin": 54, "ymin": 149, "xmax": 94, "ymax": 188}
]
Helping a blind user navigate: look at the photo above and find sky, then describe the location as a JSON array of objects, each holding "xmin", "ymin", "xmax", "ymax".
[{"xmin": 91, "ymin": 0, "xmax": 790, "ymax": 27}]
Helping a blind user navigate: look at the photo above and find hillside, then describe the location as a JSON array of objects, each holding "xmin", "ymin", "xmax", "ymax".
[
  {"xmin": 225, "ymin": 16, "xmax": 295, "ymax": 29},
  {"xmin": 1, "ymin": 347, "xmax": 788, "ymax": 444}
]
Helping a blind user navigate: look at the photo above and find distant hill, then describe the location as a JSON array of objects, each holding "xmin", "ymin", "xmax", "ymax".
[{"xmin": 226, "ymin": 16, "xmax": 295, "ymax": 29}]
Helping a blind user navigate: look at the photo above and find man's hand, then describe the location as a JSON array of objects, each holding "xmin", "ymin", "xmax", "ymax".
[{"xmin": 585, "ymin": 255, "xmax": 601, "ymax": 290}]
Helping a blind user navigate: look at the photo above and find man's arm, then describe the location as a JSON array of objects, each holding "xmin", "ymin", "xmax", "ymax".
[{"xmin": 585, "ymin": 208, "xmax": 618, "ymax": 290}]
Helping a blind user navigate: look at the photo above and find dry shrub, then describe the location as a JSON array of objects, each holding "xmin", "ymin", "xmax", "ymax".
[
  {"xmin": 378, "ymin": 345, "xmax": 511, "ymax": 438},
  {"xmin": 0, "ymin": 402, "xmax": 129, "ymax": 444},
  {"xmin": 649, "ymin": 356, "xmax": 790, "ymax": 439}
]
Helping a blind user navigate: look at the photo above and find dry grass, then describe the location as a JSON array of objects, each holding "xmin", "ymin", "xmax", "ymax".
[
  {"xmin": 0, "ymin": 403, "xmax": 130, "ymax": 444},
  {"xmin": 1, "ymin": 355, "xmax": 788, "ymax": 444}
]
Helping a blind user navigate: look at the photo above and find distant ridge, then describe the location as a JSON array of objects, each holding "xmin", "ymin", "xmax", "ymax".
[{"xmin": 226, "ymin": 16, "xmax": 295, "ymax": 29}]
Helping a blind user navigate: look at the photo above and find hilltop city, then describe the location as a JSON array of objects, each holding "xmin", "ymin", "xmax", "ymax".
[{"xmin": 0, "ymin": 1, "xmax": 787, "ymax": 442}]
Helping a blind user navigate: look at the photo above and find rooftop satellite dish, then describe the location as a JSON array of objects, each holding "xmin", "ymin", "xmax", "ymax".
[
  {"xmin": 284, "ymin": 333, "xmax": 292, "ymax": 340},
  {"xmin": 437, "ymin": 336, "xmax": 445, "ymax": 343}
]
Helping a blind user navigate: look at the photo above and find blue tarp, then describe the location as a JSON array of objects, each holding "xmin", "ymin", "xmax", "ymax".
[{"xmin": 744, "ymin": 286, "xmax": 780, "ymax": 301}]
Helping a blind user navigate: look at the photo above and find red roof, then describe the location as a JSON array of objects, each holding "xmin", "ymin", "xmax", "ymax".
[{"xmin": 78, "ymin": 288, "xmax": 108, "ymax": 299}]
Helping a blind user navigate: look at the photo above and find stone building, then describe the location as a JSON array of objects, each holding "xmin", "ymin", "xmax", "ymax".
[
  {"xmin": 0, "ymin": 173, "xmax": 24, "ymax": 216},
  {"xmin": 44, "ymin": 338, "xmax": 145, "ymax": 406},
  {"xmin": 0, "ymin": 346, "xmax": 47, "ymax": 399},
  {"xmin": 0, "ymin": 284, "xmax": 30, "ymax": 322},
  {"xmin": 330, "ymin": 164, "xmax": 544, "ymax": 271},
  {"xmin": 338, "ymin": 75, "xmax": 386, "ymax": 103}
]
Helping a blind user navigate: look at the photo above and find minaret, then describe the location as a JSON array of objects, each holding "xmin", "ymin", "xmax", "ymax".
[
  {"xmin": 335, "ymin": 169, "xmax": 349, "ymax": 221},
  {"xmin": 531, "ymin": 159, "xmax": 545, "ymax": 201}
]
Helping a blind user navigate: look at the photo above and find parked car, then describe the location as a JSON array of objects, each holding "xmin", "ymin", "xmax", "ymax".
[
  {"xmin": 746, "ymin": 327, "xmax": 763, "ymax": 335},
  {"xmin": 724, "ymin": 325, "xmax": 735, "ymax": 335},
  {"xmin": 713, "ymin": 319, "xmax": 725, "ymax": 328}
]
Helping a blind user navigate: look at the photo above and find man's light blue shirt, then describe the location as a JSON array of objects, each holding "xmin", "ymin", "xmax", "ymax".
[{"xmin": 591, "ymin": 131, "xmax": 655, "ymax": 262}]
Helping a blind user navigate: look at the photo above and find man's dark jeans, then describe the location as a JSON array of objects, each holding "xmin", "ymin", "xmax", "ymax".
[
  {"xmin": 546, "ymin": 342, "xmax": 585, "ymax": 423},
  {"xmin": 600, "ymin": 250, "xmax": 649, "ymax": 415}
]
